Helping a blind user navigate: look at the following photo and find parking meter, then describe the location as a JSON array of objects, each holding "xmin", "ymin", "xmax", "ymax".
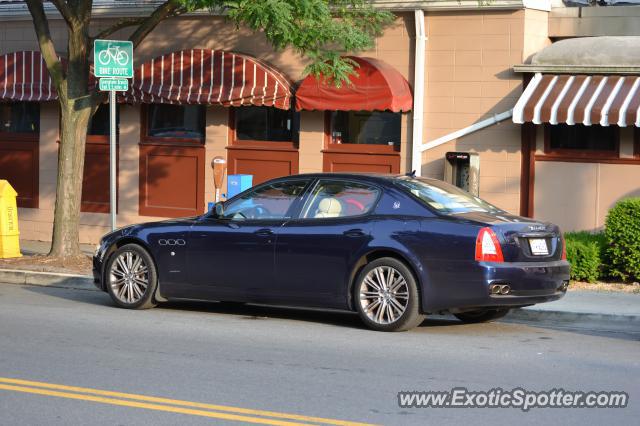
[{"xmin": 211, "ymin": 156, "xmax": 227, "ymax": 202}]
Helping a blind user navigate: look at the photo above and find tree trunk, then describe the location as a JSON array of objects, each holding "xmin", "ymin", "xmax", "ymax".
[
  {"xmin": 49, "ymin": 102, "xmax": 91, "ymax": 258},
  {"xmin": 48, "ymin": 23, "xmax": 93, "ymax": 259}
]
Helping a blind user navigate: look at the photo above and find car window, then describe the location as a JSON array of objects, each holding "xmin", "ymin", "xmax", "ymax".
[
  {"xmin": 395, "ymin": 176, "xmax": 502, "ymax": 215},
  {"xmin": 222, "ymin": 180, "xmax": 308, "ymax": 221},
  {"xmin": 301, "ymin": 180, "xmax": 380, "ymax": 219}
]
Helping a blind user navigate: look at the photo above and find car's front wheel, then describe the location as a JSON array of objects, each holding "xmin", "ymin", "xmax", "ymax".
[
  {"xmin": 354, "ymin": 258, "xmax": 425, "ymax": 332},
  {"xmin": 454, "ymin": 308, "xmax": 510, "ymax": 323},
  {"xmin": 105, "ymin": 244, "xmax": 158, "ymax": 310}
]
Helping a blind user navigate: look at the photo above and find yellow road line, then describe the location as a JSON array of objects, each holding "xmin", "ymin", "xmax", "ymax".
[
  {"xmin": 0, "ymin": 378, "xmax": 377, "ymax": 426},
  {"xmin": 0, "ymin": 383, "xmax": 311, "ymax": 426}
]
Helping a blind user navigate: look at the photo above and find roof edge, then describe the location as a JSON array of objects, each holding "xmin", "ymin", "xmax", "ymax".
[{"xmin": 513, "ymin": 64, "xmax": 640, "ymax": 75}]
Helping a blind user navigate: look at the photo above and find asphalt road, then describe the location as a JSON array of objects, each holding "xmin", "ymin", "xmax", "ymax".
[{"xmin": 0, "ymin": 282, "xmax": 638, "ymax": 426}]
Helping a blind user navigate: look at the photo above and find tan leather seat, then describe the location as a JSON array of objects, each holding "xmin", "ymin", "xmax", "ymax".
[{"xmin": 314, "ymin": 197, "xmax": 343, "ymax": 218}]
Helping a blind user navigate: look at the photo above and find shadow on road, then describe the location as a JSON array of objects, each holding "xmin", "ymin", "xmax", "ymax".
[{"xmin": 20, "ymin": 284, "xmax": 639, "ymax": 341}]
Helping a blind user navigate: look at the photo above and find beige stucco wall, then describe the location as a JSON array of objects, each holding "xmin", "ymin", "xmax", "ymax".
[
  {"xmin": 420, "ymin": 9, "xmax": 549, "ymax": 214},
  {"xmin": 533, "ymin": 125, "xmax": 640, "ymax": 231},
  {"xmin": 7, "ymin": 10, "xmax": 549, "ymax": 243},
  {"xmin": 534, "ymin": 161, "xmax": 640, "ymax": 232},
  {"xmin": 549, "ymin": 6, "xmax": 640, "ymax": 38}
]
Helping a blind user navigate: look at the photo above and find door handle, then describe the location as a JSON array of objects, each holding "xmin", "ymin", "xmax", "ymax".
[
  {"xmin": 343, "ymin": 229, "xmax": 365, "ymax": 238},
  {"xmin": 255, "ymin": 228, "xmax": 274, "ymax": 237}
]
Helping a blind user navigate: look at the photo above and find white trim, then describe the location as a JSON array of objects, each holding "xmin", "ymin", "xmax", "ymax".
[
  {"xmin": 583, "ymin": 76, "xmax": 608, "ymax": 126},
  {"xmin": 207, "ymin": 51, "xmax": 214, "ymax": 104},
  {"xmin": 238, "ymin": 57, "xmax": 246, "ymax": 106},
  {"xmin": 412, "ymin": 9, "xmax": 426, "ymax": 175},
  {"xmin": 216, "ymin": 53, "xmax": 224, "ymax": 104},
  {"xmin": 421, "ymin": 110, "xmax": 513, "ymax": 152},
  {"xmin": 549, "ymin": 75, "xmax": 574, "ymax": 125},
  {"xmin": 600, "ymin": 77, "xmax": 625, "ymax": 126},
  {"xmin": 228, "ymin": 54, "xmax": 235, "ymax": 106},
  {"xmin": 29, "ymin": 50, "xmax": 34, "ymax": 101},
  {"xmin": 618, "ymin": 77, "xmax": 640, "ymax": 127},
  {"xmin": 512, "ymin": 73, "xmax": 542, "ymax": 124},
  {"xmin": 533, "ymin": 75, "xmax": 557, "ymax": 124},
  {"xmin": 566, "ymin": 76, "xmax": 591, "ymax": 125},
  {"xmin": 186, "ymin": 50, "xmax": 193, "ymax": 104}
]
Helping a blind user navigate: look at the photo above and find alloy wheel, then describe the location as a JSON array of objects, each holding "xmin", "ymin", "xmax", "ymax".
[
  {"xmin": 359, "ymin": 266, "xmax": 409, "ymax": 325},
  {"xmin": 109, "ymin": 250, "xmax": 149, "ymax": 304}
]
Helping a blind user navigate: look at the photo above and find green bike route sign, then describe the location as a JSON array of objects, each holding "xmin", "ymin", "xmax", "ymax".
[
  {"xmin": 98, "ymin": 78, "xmax": 129, "ymax": 92},
  {"xmin": 94, "ymin": 39, "xmax": 134, "ymax": 78}
]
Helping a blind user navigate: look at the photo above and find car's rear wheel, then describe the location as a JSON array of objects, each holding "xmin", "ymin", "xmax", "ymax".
[
  {"xmin": 105, "ymin": 244, "xmax": 157, "ymax": 310},
  {"xmin": 354, "ymin": 258, "xmax": 425, "ymax": 332},
  {"xmin": 454, "ymin": 308, "xmax": 510, "ymax": 323}
]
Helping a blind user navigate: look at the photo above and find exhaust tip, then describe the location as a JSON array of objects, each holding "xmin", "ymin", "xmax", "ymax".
[{"xmin": 490, "ymin": 284, "xmax": 511, "ymax": 295}]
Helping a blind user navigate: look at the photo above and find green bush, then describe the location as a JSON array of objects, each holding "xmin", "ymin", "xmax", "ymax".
[
  {"xmin": 564, "ymin": 231, "xmax": 606, "ymax": 283},
  {"xmin": 604, "ymin": 198, "xmax": 640, "ymax": 282}
]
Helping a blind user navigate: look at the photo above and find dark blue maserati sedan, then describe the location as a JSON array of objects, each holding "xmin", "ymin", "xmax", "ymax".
[{"xmin": 93, "ymin": 173, "xmax": 570, "ymax": 331}]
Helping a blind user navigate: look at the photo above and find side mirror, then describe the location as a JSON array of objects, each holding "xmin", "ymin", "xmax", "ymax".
[{"xmin": 213, "ymin": 202, "xmax": 225, "ymax": 218}]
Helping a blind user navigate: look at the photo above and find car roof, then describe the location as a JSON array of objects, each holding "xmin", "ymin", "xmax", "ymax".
[
  {"xmin": 268, "ymin": 172, "xmax": 441, "ymax": 187},
  {"xmin": 272, "ymin": 172, "xmax": 401, "ymax": 183}
]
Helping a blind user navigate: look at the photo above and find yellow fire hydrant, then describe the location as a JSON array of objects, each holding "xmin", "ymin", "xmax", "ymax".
[{"xmin": 0, "ymin": 180, "xmax": 21, "ymax": 258}]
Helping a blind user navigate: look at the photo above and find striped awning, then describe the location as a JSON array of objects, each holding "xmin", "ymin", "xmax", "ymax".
[
  {"xmin": 0, "ymin": 51, "xmax": 58, "ymax": 101},
  {"xmin": 121, "ymin": 49, "xmax": 293, "ymax": 109},
  {"xmin": 513, "ymin": 73, "xmax": 640, "ymax": 127}
]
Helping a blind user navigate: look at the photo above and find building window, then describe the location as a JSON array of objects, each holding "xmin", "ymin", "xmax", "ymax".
[
  {"xmin": 146, "ymin": 104, "xmax": 205, "ymax": 141},
  {"xmin": 234, "ymin": 106, "xmax": 297, "ymax": 142},
  {"xmin": 0, "ymin": 102, "xmax": 39, "ymax": 134},
  {"xmin": 330, "ymin": 111, "xmax": 400, "ymax": 147},
  {"xmin": 89, "ymin": 103, "xmax": 118, "ymax": 136},
  {"xmin": 546, "ymin": 124, "xmax": 618, "ymax": 157}
]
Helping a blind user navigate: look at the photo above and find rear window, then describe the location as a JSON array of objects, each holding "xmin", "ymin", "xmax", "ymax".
[{"xmin": 395, "ymin": 176, "xmax": 502, "ymax": 215}]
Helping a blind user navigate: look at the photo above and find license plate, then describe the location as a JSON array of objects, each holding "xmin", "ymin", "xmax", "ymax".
[{"xmin": 529, "ymin": 238, "xmax": 549, "ymax": 255}]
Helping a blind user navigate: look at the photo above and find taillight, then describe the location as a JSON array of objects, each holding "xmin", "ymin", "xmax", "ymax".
[
  {"xmin": 475, "ymin": 227, "xmax": 504, "ymax": 262},
  {"xmin": 561, "ymin": 237, "xmax": 567, "ymax": 260}
]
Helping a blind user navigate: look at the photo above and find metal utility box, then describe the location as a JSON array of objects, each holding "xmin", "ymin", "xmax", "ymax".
[
  {"xmin": 227, "ymin": 174, "xmax": 253, "ymax": 199},
  {"xmin": 444, "ymin": 152, "xmax": 480, "ymax": 196}
]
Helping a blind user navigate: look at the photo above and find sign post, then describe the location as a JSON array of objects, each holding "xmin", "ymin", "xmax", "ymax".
[{"xmin": 94, "ymin": 40, "xmax": 133, "ymax": 231}]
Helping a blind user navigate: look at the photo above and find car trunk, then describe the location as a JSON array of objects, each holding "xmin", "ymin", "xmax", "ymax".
[{"xmin": 453, "ymin": 211, "xmax": 563, "ymax": 262}]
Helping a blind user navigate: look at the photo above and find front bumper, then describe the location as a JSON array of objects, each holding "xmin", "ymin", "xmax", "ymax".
[
  {"xmin": 92, "ymin": 255, "xmax": 104, "ymax": 290},
  {"xmin": 422, "ymin": 260, "xmax": 571, "ymax": 313}
]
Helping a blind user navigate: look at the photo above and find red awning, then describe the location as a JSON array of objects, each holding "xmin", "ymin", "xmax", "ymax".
[
  {"xmin": 0, "ymin": 51, "xmax": 58, "ymax": 101},
  {"xmin": 121, "ymin": 49, "xmax": 293, "ymax": 109},
  {"xmin": 295, "ymin": 56, "xmax": 412, "ymax": 112}
]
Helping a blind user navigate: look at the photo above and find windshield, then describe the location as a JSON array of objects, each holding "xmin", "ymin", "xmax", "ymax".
[{"xmin": 395, "ymin": 176, "xmax": 503, "ymax": 215}]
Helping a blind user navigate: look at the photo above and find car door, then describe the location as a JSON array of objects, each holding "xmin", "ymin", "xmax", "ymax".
[
  {"xmin": 185, "ymin": 179, "xmax": 310, "ymax": 301},
  {"xmin": 274, "ymin": 179, "xmax": 381, "ymax": 308}
]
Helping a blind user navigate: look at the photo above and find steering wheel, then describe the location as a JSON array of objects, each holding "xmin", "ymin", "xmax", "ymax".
[
  {"xmin": 344, "ymin": 198, "xmax": 366, "ymax": 213},
  {"xmin": 236, "ymin": 204, "xmax": 272, "ymax": 219}
]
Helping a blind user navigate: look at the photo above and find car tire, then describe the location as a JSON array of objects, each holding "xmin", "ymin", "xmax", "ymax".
[
  {"xmin": 453, "ymin": 308, "xmax": 510, "ymax": 324},
  {"xmin": 354, "ymin": 257, "xmax": 425, "ymax": 332},
  {"xmin": 105, "ymin": 244, "xmax": 158, "ymax": 310}
]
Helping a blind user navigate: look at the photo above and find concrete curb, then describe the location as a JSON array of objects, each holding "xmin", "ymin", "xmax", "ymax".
[
  {"xmin": 0, "ymin": 268, "xmax": 96, "ymax": 291},
  {"xmin": 508, "ymin": 307, "xmax": 640, "ymax": 331}
]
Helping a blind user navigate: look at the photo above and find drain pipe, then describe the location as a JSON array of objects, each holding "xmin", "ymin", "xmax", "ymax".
[
  {"xmin": 411, "ymin": 9, "xmax": 426, "ymax": 176},
  {"xmin": 419, "ymin": 109, "xmax": 513, "ymax": 152}
]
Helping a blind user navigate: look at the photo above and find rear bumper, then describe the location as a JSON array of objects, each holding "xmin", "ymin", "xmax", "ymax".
[{"xmin": 422, "ymin": 260, "xmax": 571, "ymax": 313}]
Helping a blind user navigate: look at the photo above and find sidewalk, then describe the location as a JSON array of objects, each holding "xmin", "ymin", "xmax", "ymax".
[
  {"xmin": 19, "ymin": 240, "xmax": 95, "ymax": 257},
  {"xmin": 1, "ymin": 241, "xmax": 639, "ymax": 331}
]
